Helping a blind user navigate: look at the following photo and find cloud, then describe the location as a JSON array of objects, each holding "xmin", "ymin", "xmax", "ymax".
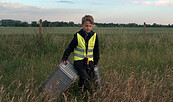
[
  {"xmin": 0, "ymin": 1, "xmax": 91, "ymax": 23},
  {"xmin": 90, "ymin": 1, "xmax": 117, "ymax": 6},
  {"xmin": 0, "ymin": 1, "xmax": 28, "ymax": 9},
  {"xmin": 124, "ymin": 0, "xmax": 173, "ymax": 6},
  {"xmin": 46, "ymin": 0, "xmax": 76, "ymax": 4},
  {"xmin": 46, "ymin": 0, "xmax": 117, "ymax": 6}
]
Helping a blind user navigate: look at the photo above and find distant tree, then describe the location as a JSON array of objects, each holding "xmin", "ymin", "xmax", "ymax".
[
  {"xmin": 0, "ymin": 19, "xmax": 172, "ymax": 27},
  {"xmin": 68, "ymin": 21, "xmax": 75, "ymax": 27},
  {"xmin": 49, "ymin": 22, "xmax": 56, "ymax": 27},
  {"xmin": 31, "ymin": 21, "xmax": 39, "ymax": 27},
  {"xmin": 167, "ymin": 24, "xmax": 173, "ymax": 27},
  {"xmin": 128, "ymin": 23, "xmax": 138, "ymax": 27},
  {"xmin": 20, "ymin": 21, "xmax": 29, "ymax": 27},
  {"xmin": 14, "ymin": 21, "xmax": 22, "ymax": 27},
  {"xmin": 152, "ymin": 23, "xmax": 162, "ymax": 27},
  {"xmin": 43, "ymin": 20, "xmax": 51, "ymax": 27}
]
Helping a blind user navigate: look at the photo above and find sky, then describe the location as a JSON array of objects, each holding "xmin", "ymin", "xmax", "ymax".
[{"xmin": 0, "ymin": 0, "xmax": 173, "ymax": 25}]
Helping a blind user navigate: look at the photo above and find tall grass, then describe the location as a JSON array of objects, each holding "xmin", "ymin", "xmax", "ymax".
[{"xmin": 0, "ymin": 27, "xmax": 173, "ymax": 101}]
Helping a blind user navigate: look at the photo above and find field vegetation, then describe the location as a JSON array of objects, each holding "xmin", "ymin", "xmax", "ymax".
[{"xmin": 0, "ymin": 27, "xmax": 173, "ymax": 102}]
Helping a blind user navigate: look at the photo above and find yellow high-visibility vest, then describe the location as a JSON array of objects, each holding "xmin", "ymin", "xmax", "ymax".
[{"xmin": 74, "ymin": 33, "xmax": 96, "ymax": 61}]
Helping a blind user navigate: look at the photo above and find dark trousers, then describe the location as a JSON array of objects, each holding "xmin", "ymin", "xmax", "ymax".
[{"xmin": 74, "ymin": 60, "xmax": 95, "ymax": 91}]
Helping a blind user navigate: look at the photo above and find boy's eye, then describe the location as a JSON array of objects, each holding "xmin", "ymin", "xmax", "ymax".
[{"xmin": 85, "ymin": 25, "xmax": 92, "ymax": 27}]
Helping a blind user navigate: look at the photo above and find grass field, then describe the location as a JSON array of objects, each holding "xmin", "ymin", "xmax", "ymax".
[{"xmin": 0, "ymin": 27, "xmax": 173, "ymax": 102}]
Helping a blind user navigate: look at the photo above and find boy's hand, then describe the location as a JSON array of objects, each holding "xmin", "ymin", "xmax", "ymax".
[{"xmin": 61, "ymin": 60, "xmax": 66, "ymax": 64}]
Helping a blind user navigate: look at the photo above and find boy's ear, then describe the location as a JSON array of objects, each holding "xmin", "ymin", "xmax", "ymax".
[{"xmin": 81, "ymin": 24, "xmax": 84, "ymax": 27}]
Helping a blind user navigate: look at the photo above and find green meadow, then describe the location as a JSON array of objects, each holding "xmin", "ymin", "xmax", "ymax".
[{"xmin": 0, "ymin": 27, "xmax": 173, "ymax": 102}]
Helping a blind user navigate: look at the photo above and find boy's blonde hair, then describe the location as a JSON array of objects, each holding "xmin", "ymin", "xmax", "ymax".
[{"xmin": 82, "ymin": 15, "xmax": 94, "ymax": 24}]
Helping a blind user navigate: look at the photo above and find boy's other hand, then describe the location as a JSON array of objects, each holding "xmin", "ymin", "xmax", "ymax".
[{"xmin": 61, "ymin": 60, "xmax": 66, "ymax": 64}]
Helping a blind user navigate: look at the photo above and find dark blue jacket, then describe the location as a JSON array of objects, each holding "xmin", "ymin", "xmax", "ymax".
[{"xmin": 62, "ymin": 29, "xmax": 100, "ymax": 66}]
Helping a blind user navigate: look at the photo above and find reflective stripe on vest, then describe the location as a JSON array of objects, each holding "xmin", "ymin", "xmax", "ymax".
[
  {"xmin": 75, "ymin": 48, "xmax": 93, "ymax": 52},
  {"xmin": 74, "ymin": 33, "xmax": 96, "ymax": 61},
  {"xmin": 74, "ymin": 53, "xmax": 93, "ymax": 58}
]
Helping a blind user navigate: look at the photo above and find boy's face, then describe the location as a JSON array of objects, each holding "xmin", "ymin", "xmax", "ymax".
[{"xmin": 82, "ymin": 21, "xmax": 93, "ymax": 34}]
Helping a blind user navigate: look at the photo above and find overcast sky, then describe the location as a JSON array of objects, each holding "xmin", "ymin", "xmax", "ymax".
[{"xmin": 0, "ymin": 0, "xmax": 173, "ymax": 24}]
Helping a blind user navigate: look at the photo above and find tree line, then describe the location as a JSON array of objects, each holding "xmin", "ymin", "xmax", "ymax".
[{"xmin": 0, "ymin": 19, "xmax": 173, "ymax": 27}]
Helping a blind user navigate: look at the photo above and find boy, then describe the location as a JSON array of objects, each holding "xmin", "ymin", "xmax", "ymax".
[{"xmin": 61, "ymin": 15, "xmax": 99, "ymax": 92}]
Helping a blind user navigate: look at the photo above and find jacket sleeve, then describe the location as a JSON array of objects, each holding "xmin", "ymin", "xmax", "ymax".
[
  {"xmin": 93, "ymin": 34, "xmax": 100, "ymax": 65},
  {"xmin": 62, "ymin": 34, "xmax": 77, "ymax": 61}
]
